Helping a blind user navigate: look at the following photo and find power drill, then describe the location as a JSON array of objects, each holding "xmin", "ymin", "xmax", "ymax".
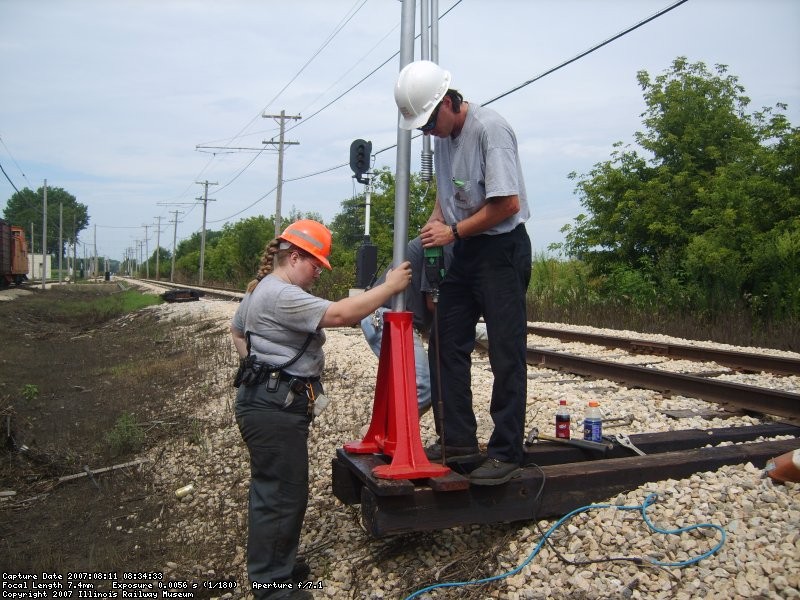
[{"xmin": 423, "ymin": 246, "xmax": 445, "ymax": 300}]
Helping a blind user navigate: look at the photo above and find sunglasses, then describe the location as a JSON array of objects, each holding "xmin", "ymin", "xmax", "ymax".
[
  {"xmin": 293, "ymin": 251, "xmax": 323, "ymax": 275},
  {"xmin": 417, "ymin": 101, "xmax": 442, "ymax": 133}
]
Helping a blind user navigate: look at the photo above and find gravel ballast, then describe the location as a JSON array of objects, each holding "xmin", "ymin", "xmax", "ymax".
[{"xmin": 141, "ymin": 296, "xmax": 799, "ymax": 600}]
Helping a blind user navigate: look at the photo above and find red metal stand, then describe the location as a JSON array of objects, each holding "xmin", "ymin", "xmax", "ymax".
[{"xmin": 343, "ymin": 311, "xmax": 450, "ymax": 479}]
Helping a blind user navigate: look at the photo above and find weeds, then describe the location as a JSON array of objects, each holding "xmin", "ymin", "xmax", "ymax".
[
  {"xmin": 21, "ymin": 384, "xmax": 38, "ymax": 402},
  {"xmin": 105, "ymin": 412, "xmax": 145, "ymax": 456},
  {"xmin": 527, "ymin": 254, "xmax": 799, "ymax": 350}
]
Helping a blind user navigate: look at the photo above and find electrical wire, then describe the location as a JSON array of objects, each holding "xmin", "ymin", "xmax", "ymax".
[
  {"xmin": 189, "ymin": 0, "xmax": 368, "ymax": 194},
  {"xmin": 207, "ymin": 185, "xmax": 278, "ymax": 224},
  {"xmin": 284, "ymin": 0, "xmax": 464, "ymax": 136},
  {"xmin": 261, "ymin": 0, "xmax": 369, "ymax": 117},
  {"xmin": 0, "ymin": 160, "xmax": 20, "ymax": 194},
  {"xmin": 284, "ymin": 0, "xmax": 689, "ymax": 184},
  {"xmin": 94, "ymin": 0, "xmax": 686, "ymax": 254},
  {"xmin": 0, "ymin": 135, "xmax": 32, "ymax": 190},
  {"xmin": 482, "ymin": 0, "xmax": 691, "ymax": 107}
]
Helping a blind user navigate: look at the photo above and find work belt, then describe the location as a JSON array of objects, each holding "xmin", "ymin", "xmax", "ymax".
[{"xmin": 233, "ymin": 357, "xmax": 319, "ymax": 389}]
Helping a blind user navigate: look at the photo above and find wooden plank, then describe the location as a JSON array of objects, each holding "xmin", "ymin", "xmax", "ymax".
[
  {"xmin": 522, "ymin": 423, "xmax": 800, "ymax": 466},
  {"xmin": 335, "ymin": 448, "xmax": 416, "ymax": 496},
  {"xmin": 331, "ymin": 457, "xmax": 362, "ymax": 505},
  {"xmin": 334, "ymin": 424, "xmax": 800, "ymax": 504},
  {"xmin": 426, "ymin": 470, "xmax": 470, "ymax": 492},
  {"xmin": 662, "ymin": 408, "xmax": 745, "ymax": 419},
  {"xmin": 360, "ymin": 439, "xmax": 799, "ymax": 537}
]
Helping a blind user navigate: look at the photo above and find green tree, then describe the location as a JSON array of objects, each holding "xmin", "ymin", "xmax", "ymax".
[
  {"xmin": 3, "ymin": 186, "xmax": 89, "ymax": 258},
  {"xmin": 329, "ymin": 167, "xmax": 436, "ymax": 274},
  {"xmin": 559, "ymin": 57, "xmax": 799, "ymax": 318},
  {"xmin": 205, "ymin": 216, "xmax": 274, "ymax": 284}
]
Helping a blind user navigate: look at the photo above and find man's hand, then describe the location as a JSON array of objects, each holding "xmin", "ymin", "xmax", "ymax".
[{"xmin": 420, "ymin": 220, "xmax": 453, "ymax": 248}]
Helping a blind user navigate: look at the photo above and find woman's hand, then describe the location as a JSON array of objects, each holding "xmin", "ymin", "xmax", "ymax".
[{"xmin": 384, "ymin": 260, "xmax": 413, "ymax": 294}]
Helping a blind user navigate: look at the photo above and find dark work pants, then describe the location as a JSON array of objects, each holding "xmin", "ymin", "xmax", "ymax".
[
  {"xmin": 236, "ymin": 380, "xmax": 311, "ymax": 599},
  {"xmin": 429, "ymin": 224, "xmax": 531, "ymax": 464}
]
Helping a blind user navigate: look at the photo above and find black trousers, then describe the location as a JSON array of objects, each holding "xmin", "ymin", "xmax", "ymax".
[
  {"xmin": 429, "ymin": 224, "xmax": 532, "ymax": 464},
  {"xmin": 236, "ymin": 380, "xmax": 312, "ymax": 598}
]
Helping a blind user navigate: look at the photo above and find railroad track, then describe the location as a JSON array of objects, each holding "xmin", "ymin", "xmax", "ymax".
[
  {"xmin": 525, "ymin": 346, "xmax": 800, "ymax": 424},
  {"xmin": 131, "ymin": 277, "xmax": 799, "ymax": 421},
  {"xmin": 124, "ymin": 277, "xmax": 799, "ymax": 537},
  {"xmin": 124, "ymin": 277, "xmax": 244, "ymax": 301},
  {"xmin": 529, "ymin": 324, "xmax": 800, "ymax": 376}
]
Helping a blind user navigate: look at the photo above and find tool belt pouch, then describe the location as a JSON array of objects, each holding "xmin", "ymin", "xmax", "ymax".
[
  {"xmin": 233, "ymin": 357, "xmax": 251, "ymax": 388},
  {"xmin": 265, "ymin": 370, "xmax": 281, "ymax": 393},
  {"xmin": 233, "ymin": 356, "xmax": 278, "ymax": 388}
]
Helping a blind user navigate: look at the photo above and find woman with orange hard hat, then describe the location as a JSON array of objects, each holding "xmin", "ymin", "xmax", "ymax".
[{"xmin": 230, "ymin": 219, "xmax": 411, "ymax": 599}]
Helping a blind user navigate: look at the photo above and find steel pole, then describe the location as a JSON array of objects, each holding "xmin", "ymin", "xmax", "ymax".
[{"xmin": 391, "ymin": 0, "xmax": 416, "ymax": 312}]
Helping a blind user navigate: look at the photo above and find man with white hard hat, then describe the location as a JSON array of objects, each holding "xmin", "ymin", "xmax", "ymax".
[{"xmin": 395, "ymin": 60, "xmax": 532, "ymax": 486}]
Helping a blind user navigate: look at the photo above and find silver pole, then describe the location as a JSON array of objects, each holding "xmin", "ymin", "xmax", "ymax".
[
  {"xmin": 41, "ymin": 180, "xmax": 47, "ymax": 289},
  {"xmin": 420, "ymin": 0, "xmax": 433, "ymax": 180},
  {"xmin": 391, "ymin": 0, "xmax": 416, "ymax": 312}
]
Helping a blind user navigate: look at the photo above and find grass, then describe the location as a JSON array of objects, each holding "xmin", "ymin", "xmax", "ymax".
[
  {"xmin": 526, "ymin": 254, "xmax": 799, "ymax": 351},
  {"xmin": 105, "ymin": 412, "xmax": 146, "ymax": 456},
  {"xmin": 24, "ymin": 283, "xmax": 163, "ymax": 328}
]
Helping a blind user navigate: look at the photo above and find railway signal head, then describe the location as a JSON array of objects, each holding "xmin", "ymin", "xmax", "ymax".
[{"xmin": 350, "ymin": 139, "xmax": 372, "ymax": 183}]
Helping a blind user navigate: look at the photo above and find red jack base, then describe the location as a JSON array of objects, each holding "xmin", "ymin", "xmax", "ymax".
[{"xmin": 343, "ymin": 311, "xmax": 449, "ymax": 480}]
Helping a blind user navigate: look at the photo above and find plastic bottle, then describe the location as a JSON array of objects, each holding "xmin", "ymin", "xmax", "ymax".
[
  {"xmin": 555, "ymin": 400, "xmax": 570, "ymax": 439},
  {"xmin": 583, "ymin": 400, "xmax": 602, "ymax": 442}
]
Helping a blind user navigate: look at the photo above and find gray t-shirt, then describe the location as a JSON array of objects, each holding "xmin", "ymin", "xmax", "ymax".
[
  {"xmin": 434, "ymin": 103, "xmax": 530, "ymax": 234},
  {"xmin": 232, "ymin": 274, "xmax": 332, "ymax": 377}
]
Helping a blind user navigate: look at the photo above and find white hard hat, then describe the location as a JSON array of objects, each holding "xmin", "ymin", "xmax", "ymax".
[{"xmin": 394, "ymin": 60, "xmax": 452, "ymax": 130}]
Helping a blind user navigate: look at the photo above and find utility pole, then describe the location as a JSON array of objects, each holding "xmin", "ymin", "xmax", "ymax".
[
  {"xmin": 72, "ymin": 215, "xmax": 77, "ymax": 282},
  {"xmin": 142, "ymin": 224, "xmax": 151, "ymax": 279},
  {"xmin": 59, "ymin": 203, "xmax": 63, "ymax": 284},
  {"xmin": 154, "ymin": 216, "xmax": 162, "ymax": 281},
  {"xmin": 42, "ymin": 180, "xmax": 47, "ymax": 290},
  {"xmin": 169, "ymin": 210, "xmax": 182, "ymax": 283},
  {"xmin": 263, "ymin": 110, "xmax": 301, "ymax": 237},
  {"xmin": 93, "ymin": 223, "xmax": 97, "ymax": 277},
  {"xmin": 195, "ymin": 181, "xmax": 217, "ymax": 286}
]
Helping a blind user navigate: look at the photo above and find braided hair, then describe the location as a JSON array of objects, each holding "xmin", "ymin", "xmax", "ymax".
[{"xmin": 245, "ymin": 238, "xmax": 293, "ymax": 293}]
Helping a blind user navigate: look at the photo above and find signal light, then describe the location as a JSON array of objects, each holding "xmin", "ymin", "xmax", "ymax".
[{"xmin": 350, "ymin": 139, "xmax": 372, "ymax": 182}]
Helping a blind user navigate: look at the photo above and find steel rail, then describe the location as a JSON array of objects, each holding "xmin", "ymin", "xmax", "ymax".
[
  {"xmin": 526, "ymin": 347, "xmax": 800, "ymax": 420},
  {"xmin": 529, "ymin": 325, "xmax": 800, "ymax": 376}
]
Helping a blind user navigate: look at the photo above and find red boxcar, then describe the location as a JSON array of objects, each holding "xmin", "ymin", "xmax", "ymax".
[{"xmin": 0, "ymin": 219, "xmax": 29, "ymax": 286}]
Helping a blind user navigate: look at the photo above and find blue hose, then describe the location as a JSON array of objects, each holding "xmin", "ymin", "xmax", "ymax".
[{"xmin": 404, "ymin": 492, "xmax": 726, "ymax": 599}]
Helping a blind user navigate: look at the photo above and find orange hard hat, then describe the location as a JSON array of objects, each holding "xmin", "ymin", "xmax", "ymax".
[{"xmin": 279, "ymin": 219, "xmax": 332, "ymax": 270}]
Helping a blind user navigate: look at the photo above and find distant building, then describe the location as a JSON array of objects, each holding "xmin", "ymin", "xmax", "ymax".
[{"xmin": 28, "ymin": 253, "xmax": 52, "ymax": 280}]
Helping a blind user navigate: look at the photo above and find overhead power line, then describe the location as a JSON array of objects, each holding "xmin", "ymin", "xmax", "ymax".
[
  {"xmin": 193, "ymin": 0, "xmax": 368, "ymax": 156},
  {"xmin": 482, "ymin": 0, "xmax": 691, "ymax": 106},
  {"xmin": 185, "ymin": 0, "xmax": 689, "ymax": 241},
  {"xmin": 285, "ymin": 0, "xmax": 691, "ymax": 184},
  {"xmin": 0, "ymin": 160, "xmax": 20, "ymax": 193}
]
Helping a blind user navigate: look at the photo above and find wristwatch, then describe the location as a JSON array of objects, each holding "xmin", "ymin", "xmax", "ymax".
[{"xmin": 450, "ymin": 222, "xmax": 460, "ymax": 240}]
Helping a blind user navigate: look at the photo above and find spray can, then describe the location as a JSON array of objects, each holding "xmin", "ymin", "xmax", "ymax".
[
  {"xmin": 583, "ymin": 400, "xmax": 602, "ymax": 442},
  {"xmin": 555, "ymin": 400, "xmax": 570, "ymax": 439}
]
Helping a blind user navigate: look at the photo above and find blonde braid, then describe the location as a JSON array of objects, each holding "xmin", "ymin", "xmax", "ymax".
[{"xmin": 246, "ymin": 238, "xmax": 282, "ymax": 293}]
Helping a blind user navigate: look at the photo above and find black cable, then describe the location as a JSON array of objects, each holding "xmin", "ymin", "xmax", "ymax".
[
  {"xmin": 482, "ymin": 0, "xmax": 690, "ymax": 106},
  {"xmin": 284, "ymin": 0, "xmax": 689, "ymax": 183},
  {"xmin": 0, "ymin": 160, "xmax": 20, "ymax": 194}
]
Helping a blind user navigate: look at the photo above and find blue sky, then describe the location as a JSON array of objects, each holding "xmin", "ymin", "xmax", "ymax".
[{"xmin": 1, "ymin": 0, "xmax": 798, "ymax": 262}]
